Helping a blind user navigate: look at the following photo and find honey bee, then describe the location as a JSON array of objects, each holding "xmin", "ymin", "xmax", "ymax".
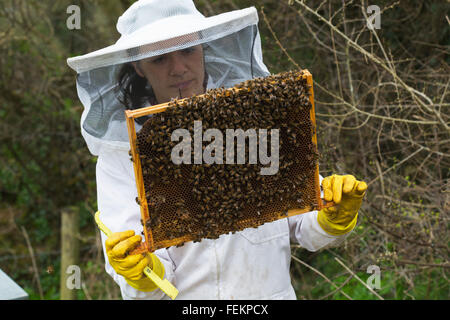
[{"xmin": 128, "ymin": 149, "xmax": 134, "ymax": 162}]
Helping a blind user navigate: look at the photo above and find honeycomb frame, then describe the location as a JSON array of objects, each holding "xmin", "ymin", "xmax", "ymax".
[{"xmin": 125, "ymin": 69, "xmax": 332, "ymax": 253}]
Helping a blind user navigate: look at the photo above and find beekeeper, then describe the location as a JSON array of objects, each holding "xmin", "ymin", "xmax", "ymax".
[{"xmin": 67, "ymin": 0, "xmax": 367, "ymax": 300}]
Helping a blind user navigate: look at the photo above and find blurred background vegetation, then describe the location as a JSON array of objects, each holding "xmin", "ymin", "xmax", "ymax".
[{"xmin": 0, "ymin": 0, "xmax": 448, "ymax": 300}]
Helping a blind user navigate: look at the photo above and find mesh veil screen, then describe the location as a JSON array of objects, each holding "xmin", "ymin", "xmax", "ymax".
[{"xmin": 128, "ymin": 69, "xmax": 322, "ymax": 252}]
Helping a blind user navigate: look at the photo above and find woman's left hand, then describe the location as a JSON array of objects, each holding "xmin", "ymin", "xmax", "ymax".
[{"xmin": 317, "ymin": 174, "xmax": 367, "ymax": 235}]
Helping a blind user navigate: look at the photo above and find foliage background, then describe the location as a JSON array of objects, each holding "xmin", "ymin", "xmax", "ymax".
[{"xmin": 0, "ymin": 0, "xmax": 448, "ymax": 300}]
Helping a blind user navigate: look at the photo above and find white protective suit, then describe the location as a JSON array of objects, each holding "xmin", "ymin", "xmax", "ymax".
[{"xmin": 67, "ymin": 0, "xmax": 352, "ymax": 300}]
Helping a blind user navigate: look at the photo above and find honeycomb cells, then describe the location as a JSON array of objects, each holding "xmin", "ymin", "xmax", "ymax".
[{"xmin": 135, "ymin": 70, "xmax": 320, "ymax": 251}]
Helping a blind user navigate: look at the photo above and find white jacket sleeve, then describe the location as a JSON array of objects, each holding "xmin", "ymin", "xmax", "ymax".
[
  {"xmin": 96, "ymin": 146, "xmax": 176, "ymax": 300},
  {"xmin": 287, "ymin": 211, "xmax": 350, "ymax": 251},
  {"xmin": 287, "ymin": 174, "xmax": 353, "ymax": 251}
]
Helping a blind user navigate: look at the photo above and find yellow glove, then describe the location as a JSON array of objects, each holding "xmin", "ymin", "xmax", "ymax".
[
  {"xmin": 318, "ymin": 174, "xmax": 367, "ymax": 236},
  {"xmin": 105, "ymin": 230, "xmax": 165, "ymax": 292}
]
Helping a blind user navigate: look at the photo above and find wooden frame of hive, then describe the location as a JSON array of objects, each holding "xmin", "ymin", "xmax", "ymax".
[{"xmin": 125, "ymin": 69, "xmax": 332, "ymax": 254}]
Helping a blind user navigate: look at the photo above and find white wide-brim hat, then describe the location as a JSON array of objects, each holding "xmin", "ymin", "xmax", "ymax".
[
  {"xmin": 67, "ymin": 0, "xmax": 270, "ymax": 156},
  {"xmin": 67, "ymin": 0, "xmax": 258, "ymax": 73}
]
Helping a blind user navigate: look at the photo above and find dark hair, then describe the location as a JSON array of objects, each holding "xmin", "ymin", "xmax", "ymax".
[{"xmin": 116, "ymin": 62, "xmax": 157, "ymax": 125}]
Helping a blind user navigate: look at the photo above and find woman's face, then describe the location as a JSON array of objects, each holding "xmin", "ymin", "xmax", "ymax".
[{"xmin": 133, "ymin": 45, "xmax": 205, "ymax": 104}]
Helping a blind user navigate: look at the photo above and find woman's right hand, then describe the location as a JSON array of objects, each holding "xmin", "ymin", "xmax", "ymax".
[
  {"xmin": 105, "ymin": 230, "xmax": 151, "ymax": 278},
  {"xmin": 105, "ymin": 230, "xmax": 164, "ymax": 291}
]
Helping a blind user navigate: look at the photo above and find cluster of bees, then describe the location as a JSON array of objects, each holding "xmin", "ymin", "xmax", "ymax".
[{"xmin": 134, "ymin": 70, "xmax": 319, "ymax": 249}]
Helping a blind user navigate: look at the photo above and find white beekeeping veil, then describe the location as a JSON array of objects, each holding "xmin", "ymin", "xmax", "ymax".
[{"xmin": 67, "ymin": 0, "xmax": 270, "ymax": 156}]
